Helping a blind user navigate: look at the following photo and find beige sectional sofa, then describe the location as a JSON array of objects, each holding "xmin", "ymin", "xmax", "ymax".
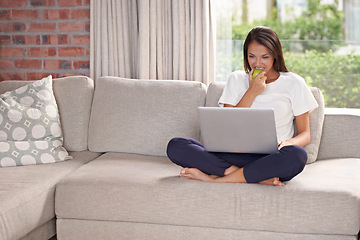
[{"xmin": 0, "ymin": 76, "xmax": 359, "ymax": 240}]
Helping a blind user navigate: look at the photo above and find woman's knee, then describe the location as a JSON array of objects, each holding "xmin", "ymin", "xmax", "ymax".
[
  {"xmin": 166, "ymin": 137, "xmax": 199, "ymax": 165},
  {"xmin": 291, "ymin": 145, "xmax": 307, "ymax": 165},
  {"xmin": 166, "ymin": 137, "xmax": 184, "ymax": 159},
  {"xmin": 282, "ymin": 145, "xmax": 307, "ymax": 173}
]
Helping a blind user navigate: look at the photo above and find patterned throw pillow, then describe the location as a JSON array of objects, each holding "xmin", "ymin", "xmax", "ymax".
[{"xmin": 0, "ymin": 75, "xmax": 71, "ymax": 167}]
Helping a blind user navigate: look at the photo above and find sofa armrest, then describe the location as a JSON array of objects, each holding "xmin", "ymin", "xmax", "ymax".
[{"xmin": 317, "ymin": 108, "xmax": 360, "ymax": 160}]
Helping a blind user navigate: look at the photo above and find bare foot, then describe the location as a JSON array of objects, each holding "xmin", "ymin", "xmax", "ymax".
[
  {"xmin": 207, "ymin": 166, "xmax": 239, "ymax": 179},
  {"xmin": 179, "ymin": 167, "xmax": 284, "ymax": 186},
  {"xmin": 258, "ymin": 177, "xmax": 285, "ymax": 186},
  {"xmin": 180, "ymin": 168, "xmax": 215, "ymax": 182},
  {"xmin": 209, "ymin": 175, "xmax": 219, "ymax": 179},
  {"xmin": 224, "ymin": 165, "xmax": 240, "ymax": 175}
]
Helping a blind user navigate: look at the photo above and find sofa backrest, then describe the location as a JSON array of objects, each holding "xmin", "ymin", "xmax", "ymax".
[
  {"xmin": 88, "ymin": 77, "xmax": 207, "ymax": 156},
  {"xmin": 206, "ymin": 82, "xmax": 325, "ymax": 164},
  {"xmin": 0, "ymin": 76, "xmax": 94, "ymax": 152}
]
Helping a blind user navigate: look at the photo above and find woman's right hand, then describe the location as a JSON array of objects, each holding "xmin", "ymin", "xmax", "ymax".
[
  {"xmin": 248, "ymin": 69, "xmax": 267, "ymax": 97},
  {"xmin": 233, "ymin": 70, "xmax": 268, "ymax": 108}
]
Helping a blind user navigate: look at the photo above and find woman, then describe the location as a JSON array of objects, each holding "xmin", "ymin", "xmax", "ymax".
[{"xmin": 167, "ymin": 26, "xmax": 318, "ymax": 186}]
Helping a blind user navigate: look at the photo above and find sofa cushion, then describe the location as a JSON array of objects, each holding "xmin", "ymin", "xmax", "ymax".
[
  {"xmin": 206, "ymin": 82, "xmax": 325, "ymax": 164},
  {"xmin": 304, "ymin": 87, "xmax": 325, "ymax": 163},
  {"xmin": 0, "ymin": 151, "xmax": 101, "ymax": 240},
  {"xmin": 55, "ymin": 152, "xmax": 360, "ymax": 237},
  {"xmin": 0, "ymin": 76, "xmax": 94, "ymax": 152},
  {"xmin": 317, "ymin": 108, "xmax": 360, "ymax": 161},
  {"xmin": 0, "ymin": 75, "xmax": 71, "ymax": 167},
  {"xmin": 88, "ymin": 77, "xmax": 207, "ymax": 156}
]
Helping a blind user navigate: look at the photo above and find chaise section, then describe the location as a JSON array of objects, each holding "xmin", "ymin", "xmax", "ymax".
[
  {"xmin": 0, "ymin": 76, "xmax": 98, "ymax": 239},
  {"xmin": 55, "ymin": 152, "xmax": 360, "ymax": 240},
  {"xmin": 20, "ymin": 218, "xmax": 56, "ymax": 240},
  {"xmin": 0, "ymin": 151, "xmax": 101, "ymax": 240}
]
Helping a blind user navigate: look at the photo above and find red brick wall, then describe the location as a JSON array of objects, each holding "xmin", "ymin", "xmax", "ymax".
[{"xmin": 0, "ymin": 0, "xmax": 90, "ymax": 81}]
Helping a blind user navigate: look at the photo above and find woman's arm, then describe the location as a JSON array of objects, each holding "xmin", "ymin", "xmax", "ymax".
[
  {"xmin": 278, "ymin": 112, "xmax": 311, "ymax": 149},
  {"xmin": 224, "ymin": 90, "xmax": 257, "ymax": 108}
]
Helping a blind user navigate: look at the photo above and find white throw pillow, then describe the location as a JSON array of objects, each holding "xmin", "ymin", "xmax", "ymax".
[{"xmin": 0, "ymin": 75, "xmax": 71, "ymax": 167}]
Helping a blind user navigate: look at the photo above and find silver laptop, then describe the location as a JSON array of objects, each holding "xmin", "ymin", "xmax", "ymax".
[{"xmin": 198, "ymin": 107, "xmax": 278, "ymax": 154}]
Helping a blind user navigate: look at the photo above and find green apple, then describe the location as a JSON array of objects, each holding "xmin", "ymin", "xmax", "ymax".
[{"xmin": 252, "ymin": 69, "xmax": 263, "ymax": 79}]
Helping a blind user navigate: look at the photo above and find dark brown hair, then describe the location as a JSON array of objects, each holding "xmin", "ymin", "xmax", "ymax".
[{"xmin": 243, "ymin": 26, "xmax": 288, "ymax": 73}]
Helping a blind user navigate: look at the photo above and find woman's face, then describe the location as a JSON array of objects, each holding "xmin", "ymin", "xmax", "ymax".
[{"xmin": 247, "ymin": 41, "xmax": 275, "ymax": 74}]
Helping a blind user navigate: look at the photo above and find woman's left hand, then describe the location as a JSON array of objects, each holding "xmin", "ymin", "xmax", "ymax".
[{"xmin": 278, "ymin": 140, "xmax": 294, "ymax": 149}]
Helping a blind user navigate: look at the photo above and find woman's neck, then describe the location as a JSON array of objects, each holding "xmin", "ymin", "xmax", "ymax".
[{"xmin": 265, "ymin": 70, "xmax": 280, "ymax": 84}]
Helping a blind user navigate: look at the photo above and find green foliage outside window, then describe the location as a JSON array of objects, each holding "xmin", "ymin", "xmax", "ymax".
[
  {"xmin": 286, "ymin": 50, "xmax": 360, "ymax": 108},
  {"xmin": 232, "ymin": 0, "xmax": 344, "ymax": 52}
]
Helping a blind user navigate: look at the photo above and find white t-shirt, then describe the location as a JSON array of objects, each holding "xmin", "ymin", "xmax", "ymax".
[{"xmin": 218, "ymin": 70, "xmax": 319, "ymax": 141}]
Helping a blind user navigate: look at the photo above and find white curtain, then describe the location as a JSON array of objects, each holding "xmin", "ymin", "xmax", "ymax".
[{"xmin": 90, "ymin": 0, "xmax": 215, "ymax": 85}]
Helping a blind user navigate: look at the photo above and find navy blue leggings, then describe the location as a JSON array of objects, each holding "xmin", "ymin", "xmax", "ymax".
[{"xmin": 166, "ymin": 137, "xmax": 307, "ymax": 183}]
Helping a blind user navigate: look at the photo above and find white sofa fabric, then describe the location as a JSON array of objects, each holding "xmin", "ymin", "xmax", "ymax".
[
  {"xmin": 0, "ymin": 76, "xmax": 94, "ymax": 152},
  {"xmin": 56, "ymin": 220, "xmax": 355, "ymax": 240},
  {"xmin": 56, "ymin": 153, "xmax": 360, "ymax": 240},
  {"xmin": 0, "ymin": 151, "xmax": 101, "ymax": 240},
  {"xmin": 55, "ymin": 80, "xmax": 360, "ymax": 240},
  {"xmin": 0, "ymin": 76, "xmax": 359, "ymax": 240},
  {"xmin": 88, "ymin": 76, "xmax": 207, "ymax": 156},
  {"xmin": 0, "ymin": 77, "xmax": 101, "ymax": 240}
]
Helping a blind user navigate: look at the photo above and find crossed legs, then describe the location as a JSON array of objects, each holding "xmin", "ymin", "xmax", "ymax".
[{"xmin": 167, "ymin": 137, "xmax": 307, "ymax": 186}]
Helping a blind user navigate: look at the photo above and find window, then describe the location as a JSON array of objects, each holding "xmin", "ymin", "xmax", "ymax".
[{"xmin": 215, "ymin": 0, "xmax": 360, "ymax": 108}]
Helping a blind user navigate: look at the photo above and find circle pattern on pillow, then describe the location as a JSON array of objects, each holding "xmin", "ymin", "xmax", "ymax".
[{"xmin": 0, "ymin": 75, "xmax": 71, "ymax": 167}]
